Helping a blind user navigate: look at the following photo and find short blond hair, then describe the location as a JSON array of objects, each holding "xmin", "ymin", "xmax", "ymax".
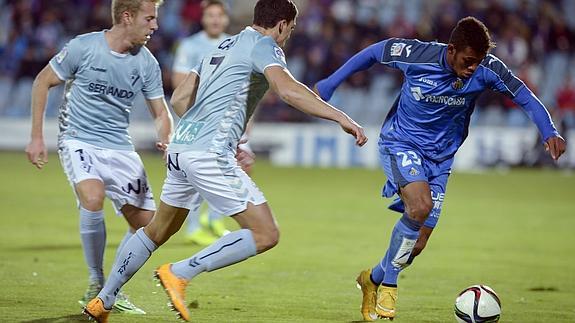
[{"xmin": 111, "ymin": 0, "xmax": 164, "ymax": 25}]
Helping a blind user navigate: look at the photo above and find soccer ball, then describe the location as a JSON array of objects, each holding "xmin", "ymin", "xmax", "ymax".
[{"xmin": 454, "ymin": 285, "xmax": 501, "ymax": 323}]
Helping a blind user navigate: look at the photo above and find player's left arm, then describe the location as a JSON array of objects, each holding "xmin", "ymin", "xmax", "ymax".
[
  {"xmin": 146, "ymin": 97, "xmax": 174, "ymax": 152},
  {"xmin": 170, "ymin": 71, "xmax": 200, "ymax": 118},
  {"xmin": 484, "ymin": 55, "xmax": 566, "ymax": 160}
]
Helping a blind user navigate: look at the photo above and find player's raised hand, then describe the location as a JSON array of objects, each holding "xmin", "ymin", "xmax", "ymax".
[
  {"xmin": 338, "ymin": 114, "xmax": 368, "ymax": 147},
  {"xmin": 544, "ymin": 135, "xmax": 566, "ymax": 161},
  {"xmin": 26, "ymin": 138, "xmax": 48, "ymax": 169}
]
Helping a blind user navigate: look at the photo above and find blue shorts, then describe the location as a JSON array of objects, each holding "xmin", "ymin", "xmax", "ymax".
[{"xmin": 379, "ymin": 141, "xmax": 453, "ymax": 228}]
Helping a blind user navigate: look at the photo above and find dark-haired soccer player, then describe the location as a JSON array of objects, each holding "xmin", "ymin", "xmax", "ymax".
[
  {"xmin": 315, "ymin": 16, "xmax": 566, "ymax": 321},
  {"xmin": 83, "ymin": 0, "xmax": 367, "ymax": 321}
]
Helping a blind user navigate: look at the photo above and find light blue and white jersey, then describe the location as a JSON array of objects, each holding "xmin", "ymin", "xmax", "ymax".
[
  {"xmin": 50, "ymin": 31, "xmax": 164, "ymax": 151},
  {"xmin": 170, "ymin": 27, "xmax": 287, "ymax": 154},
  {"xmin": 172, "ymin": 30, "xmax": 230, "ymax": 74}
]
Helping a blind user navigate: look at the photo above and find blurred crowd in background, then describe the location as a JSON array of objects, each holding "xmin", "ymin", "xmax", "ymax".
[{"xmin": 1, "ymin": 0, "xmax": 574, "ymax": 132}]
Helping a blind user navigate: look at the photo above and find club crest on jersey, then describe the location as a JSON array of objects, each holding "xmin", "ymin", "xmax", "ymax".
[
  {"xmin": 390, "ymin": 42, "xmax": 412, "ymax": 57},
  {"xmin": 274, "ymin": 46, "xmax": 286, "ymax": 64},
  {"xmin": 452, "ymin": 78, "xmax": 464, "ymax": 90},
  {"xmin": 409, "ymin": 167, "xmax": 419, "ymax": 176},
  {"xmin": 55, "ymin": 47, "xmax": 68, "ymax": 64}
]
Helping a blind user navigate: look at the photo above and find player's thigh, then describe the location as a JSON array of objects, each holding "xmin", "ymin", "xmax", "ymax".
[
  {"xmin": 58, "ymin": 140, "xmax": 106, "ymax": 210},
  {"xmin": 75, "ymin": 179, "xmax": 106, "ymax": 210},
  {"xmin": 103, "ymin": 150, "xmax": 156, "ymax": 215},
  {"xmin": 400, "ymin": 181, "xmax": 432, "ymax": 213},
  {"xmin": 380, "ymin": 143, "xmax": 432, "ymax": 215}
]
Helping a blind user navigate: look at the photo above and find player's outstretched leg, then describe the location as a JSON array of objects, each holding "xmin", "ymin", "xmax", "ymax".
[
  {"xmin": 156, "ymin": 228, "xmax": 258, "ymax": 320},
  {"xmin": 83, "ymin": 297, "xmax": 111, "ymax": 323},
  {"xmin": 83, "ymin": 227, "xmax": 157, "ymax": 322},
  {"xmin": 356, "ymin": 269, "xmax": 378, "ymax": 321},
  {"xmin": 107, "ymin": 230, "xmax": 146, "ymax": 314}
]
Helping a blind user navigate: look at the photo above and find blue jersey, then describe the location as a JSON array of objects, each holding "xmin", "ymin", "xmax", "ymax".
[{"xmin": 317, "ymin": 38, "xmax": 559, "ymax": 162}]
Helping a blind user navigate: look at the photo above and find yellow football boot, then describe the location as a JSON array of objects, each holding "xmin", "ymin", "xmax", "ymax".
[
  {"xmin": 376, "ymin": 285, "xmax": 398, "ymax": 320},
  {"xmin": 356, "ymin": 269, "xmax": 378, "ymax": 321},
  {"xmin": 83, "ymin": 297, "xmax": 111, "ymax": 323},
  {"xmin": 154, "ymin": 264, "xmax": 190, "ymax": 321}
]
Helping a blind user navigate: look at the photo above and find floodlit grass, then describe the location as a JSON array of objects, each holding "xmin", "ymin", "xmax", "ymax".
[{"xmin": 0, "ymin": 151, "xmax": 573, "ymax": 322}]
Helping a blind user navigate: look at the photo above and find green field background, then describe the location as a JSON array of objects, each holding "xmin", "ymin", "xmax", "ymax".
[{"xmin": 0, "ymin": 151, "xmax": 573, "ymax": 322}]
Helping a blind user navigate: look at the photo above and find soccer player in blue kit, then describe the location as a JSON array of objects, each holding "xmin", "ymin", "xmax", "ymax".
[{"xmin": 315, "ymin": 17, "xmax": 566, "ymax": 321}]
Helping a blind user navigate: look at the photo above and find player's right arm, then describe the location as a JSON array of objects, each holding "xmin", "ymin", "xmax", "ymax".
[
  {"xmin": 264, "ymin": 65, "xmax": 367, "ymax": 147},
  {"xmin": 171, "ymin": 40, "xmax": 192, "ymax": 89},
  {"xmin": 170, "ymin": 71, "xmax": 200, "ymax": 118},
  {"xmin": 25, "ymin": 65, "xmax": 64, "ymax": 169},
  {"xmin": 314, "ymin": 41, "xmax": 385, "ymax": 101}
]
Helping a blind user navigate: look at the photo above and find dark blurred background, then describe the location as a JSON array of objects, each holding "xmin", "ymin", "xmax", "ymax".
[{"xmin": 1, "ymin": 0, "xmax": 574, "ymax": 167}]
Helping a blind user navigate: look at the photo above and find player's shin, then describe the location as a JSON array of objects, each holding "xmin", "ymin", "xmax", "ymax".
[
  {"xmin": 381, "ymin": 214, "xmax": 421, "ymax": 285},
  {"xmin": 170, "ymin": 229, "xmax": 257, "ymax": 280},
  {"xmin": 371, "ymin": 250, "xmax": 388, "ymax": 284},
  {"xmin": 97, "ymin": 228, "xmax": 157, "ymax": 309},
  {"xmin": 79, "ymin": 207, "xmax": 106, "ymax": 285}
]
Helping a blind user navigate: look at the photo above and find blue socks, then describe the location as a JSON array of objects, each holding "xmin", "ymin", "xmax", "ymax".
[{"xmin": 374, "ymin": 213, "xmax": 421, "ymax": 286}]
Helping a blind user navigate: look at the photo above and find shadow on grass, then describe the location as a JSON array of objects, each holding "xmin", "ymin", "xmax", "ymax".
[{"xmin": 20, "ymin": 314, "xmax": 86, "ymax": 322}]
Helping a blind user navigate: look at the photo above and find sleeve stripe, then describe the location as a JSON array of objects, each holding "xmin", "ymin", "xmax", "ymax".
[
  {"xmin": 144, "ymin": 94, "xmax": 165, "ymax": 100},
  {"xmin": 482, "ymin": 65, "xmax": 523, "ymax": 97},
  {"xmin": 173, "ymin": 66, "xmax": 192, "ymax": 73},
  {"xmin": 262, "ymin": 63, "xmax": 284, "ymax": 71},
  {"xmin": 49, "ymin": 61, "xmax": 67, "ymax": 81}
]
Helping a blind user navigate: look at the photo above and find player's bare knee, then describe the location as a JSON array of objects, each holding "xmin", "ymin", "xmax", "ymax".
[
  {"xmin": 406, "ymin": 200, "xmax": 433, "ymax": 223},
  {"xmin": 81, "ymin": 196, "xmax": 105, "ymax": 211},
  {"xmin": 253, "ymin": 227, "xmax": 280, "ymax": 253}
]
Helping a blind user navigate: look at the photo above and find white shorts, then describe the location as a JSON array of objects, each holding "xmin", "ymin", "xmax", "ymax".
[
  {"xmin": 58, "ymin": 139, "xmax": 156, "ymax": 214},
  {"xmin": 160, "ymin": 151, "xmax": 266, "ymax": 216}
]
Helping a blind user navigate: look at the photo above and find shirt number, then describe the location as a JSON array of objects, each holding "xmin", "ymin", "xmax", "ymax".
[{"xmin": 396, "ymin": 150, "xmax": 421, "ymax": 167}]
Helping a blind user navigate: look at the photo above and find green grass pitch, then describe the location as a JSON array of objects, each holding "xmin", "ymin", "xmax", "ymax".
[{"xmin": 0, "ymin": 151, "xmax": 573, "ymax": 322}]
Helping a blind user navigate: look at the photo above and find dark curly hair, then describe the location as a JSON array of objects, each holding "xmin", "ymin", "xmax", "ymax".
[{"xmin": 449, "ymin": 17, "xmax": 496, "ymax": 55}]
